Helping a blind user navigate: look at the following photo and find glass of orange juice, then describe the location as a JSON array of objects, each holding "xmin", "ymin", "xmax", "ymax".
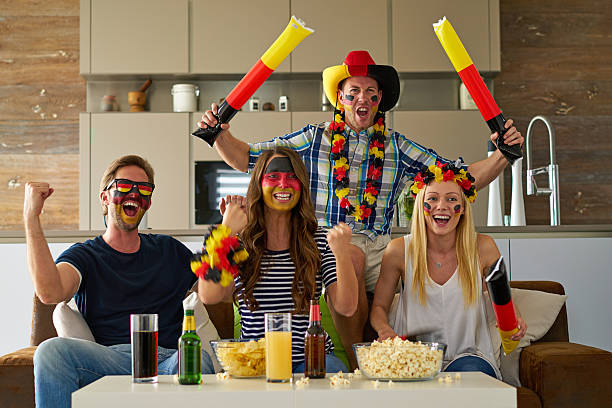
[{"xmin": 265, "ymin": 312, "xmax": 292, "ymax": 382}]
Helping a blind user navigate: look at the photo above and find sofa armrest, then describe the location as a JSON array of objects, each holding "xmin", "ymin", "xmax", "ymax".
[
  {"xmin": 520, "ymin": 342, "xmax": 612, "ymax": 408},
  {"xmin": 0, "ymin": 346, "xmax": 36, "ymax": 408}
]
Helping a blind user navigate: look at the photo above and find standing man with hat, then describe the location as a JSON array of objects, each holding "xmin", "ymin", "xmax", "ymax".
[{"xmin": 197, "ymin": 50, "xmax": 523, "ymax": 370}]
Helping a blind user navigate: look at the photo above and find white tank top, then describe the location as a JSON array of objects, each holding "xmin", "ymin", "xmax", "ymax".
[{"xmin": 392, "ymin": 235, "xmax": 501, "ymax": 378}]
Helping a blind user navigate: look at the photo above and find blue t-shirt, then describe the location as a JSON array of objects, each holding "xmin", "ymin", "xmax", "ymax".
[{"xmin": 56, "ymin": 234, "xmax": 196, "ymax": 349}]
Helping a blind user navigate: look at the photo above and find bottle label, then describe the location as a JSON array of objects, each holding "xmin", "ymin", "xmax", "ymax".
[
  {"xmin": 183, "ymin": 315, "xmax": 196, "ymax": 332},
  {"xmin": 309, "ymin": 304, "xmax": 320, "ymax": 322}
]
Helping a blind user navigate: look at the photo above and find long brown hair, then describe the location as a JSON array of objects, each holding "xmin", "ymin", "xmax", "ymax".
[{"xmin": 237, "ymin": 147, "xmax": 320, "ymax": 314}]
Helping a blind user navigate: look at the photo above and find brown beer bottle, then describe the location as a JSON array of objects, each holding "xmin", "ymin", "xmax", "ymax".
[{"xmin": 304, "ymin": 299, "xmax": 326, "ymax": 378}]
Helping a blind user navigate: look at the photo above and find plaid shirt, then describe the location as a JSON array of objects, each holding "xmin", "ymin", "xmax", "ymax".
[{"xmin": 248, "ymin": 122, "xmax": 461, "ymax": 240}]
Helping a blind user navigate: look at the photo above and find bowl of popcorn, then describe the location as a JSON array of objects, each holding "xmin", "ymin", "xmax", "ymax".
[
  {"xmin": 353, "ymin": 338, "xmax": 446, "ymax": 381},
  {"xmin": 210, "ymin": 338, "xmax": 266, "ymax": 378}
]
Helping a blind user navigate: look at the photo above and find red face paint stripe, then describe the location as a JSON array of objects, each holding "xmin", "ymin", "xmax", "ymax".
[
  {"xmin": 492, "ymin": 300, "xmax": 518, "ymax": 331},
  {"xmin": 457, "ymin": 64, "xmax": 501, "ymax": 121},
  {"xmin": 225, "ymin": 59, "xmax": 274, "ymax": 110}
]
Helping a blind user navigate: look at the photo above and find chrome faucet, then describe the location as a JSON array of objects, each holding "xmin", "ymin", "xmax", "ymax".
[{"xmin": 525, "ymin": 115, "xmax": 561, "ymax": 226}]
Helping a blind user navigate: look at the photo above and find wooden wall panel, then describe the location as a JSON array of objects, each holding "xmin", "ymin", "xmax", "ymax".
[
  {"xmin": 497, "ymin": 0, "xmax": 612, "ymax": 225},
  {"xmin": 0, "ymin": 0, "xmax": 84, "ymax": 230}
]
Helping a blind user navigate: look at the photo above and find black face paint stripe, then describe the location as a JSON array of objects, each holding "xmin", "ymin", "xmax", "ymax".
[
  {"xmin": 424, "ymin": 202, "xmax": 431, "ymax": 210},
  {"xmin": 265, "ymin": 157, "xmax": 294, "ymax": 173},
  {"xmin": 454, "ymin": 204, "xmax": 461, "ymax": 213},
  {"xmin": 371, "ymin": 95, "xmax": 378, "ymax": 102},
  {"xmin": 344, "ymin": 94, "xmax": 354, "ymax": 101}
]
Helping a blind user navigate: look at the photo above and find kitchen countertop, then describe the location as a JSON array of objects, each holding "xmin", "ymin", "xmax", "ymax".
[{"xmin": 1, "ymin": 225, "xmax": 612, "ymax": 243}]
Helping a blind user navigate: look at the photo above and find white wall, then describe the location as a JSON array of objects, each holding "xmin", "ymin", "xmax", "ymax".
[
  {"xmin": 0, "ymin": 237, "xmax": 204, "ymax": 357},
  {"xmin": 2, "ymin": 236, "xmax": 611, "ymax": 356},
  {"xmin": 509, "ymin": 237, "xmax": 612, "ymax": 352}
]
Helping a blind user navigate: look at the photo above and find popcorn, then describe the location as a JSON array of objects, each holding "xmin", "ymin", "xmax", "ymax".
[
  {"xmin": 353, "ymin": 368, "xmax": 362, "ymax": 376},
  {"xmin": 355, "ymin": 338, "xmax": 443, "ymax": 379},
  {"xmin": 454, "ymin": 373, "xmax": 461, "ymax": 380},
  {"xmin": 295, "ymin": 377, "xmax": 310, "ymax": 387},
  {"xmin": 216, "ymin": 371, "xmax": 230, "ymax": 381},
  {"xmin": 329, "ymin": 373, "xmax": 350, "ymax": 387}
]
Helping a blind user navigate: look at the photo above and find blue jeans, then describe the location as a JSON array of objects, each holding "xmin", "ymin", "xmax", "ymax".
[
  {"xmin": 443, "ymin": 355, "xmax": 497, "ymax": 378},
  {"xmin": 292, "ymin": 353, "xmax": 347, "ymax": 374},
  {"xmin": 34, "ymin": 337, "xmax": 214, "ymax": 408}
]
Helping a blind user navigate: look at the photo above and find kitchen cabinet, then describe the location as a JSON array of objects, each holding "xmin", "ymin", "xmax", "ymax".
[
  {"xmin": 191, "ymin": 0, "xmax": 290, "ymax": 74},
  {"xmin": 83, "ymin": 113, "xmax": 190, "ymax": 230},
  {"xmin": 392, "ymin": 0, "xmax": 500, "ymax": 72},
  {"xmin": 393, "ymin": 110, "xmax": 491, "ymax": 225},
  {"xmin": 290, "ymin": 0, "xmax": 389, "ymax": 72},
  {"xmin": 291, "ymin": 112, "xmax": 333, "ymax": 132},
  {"xmin": 191, "ymin": 112, "xmax": 292, "ymax": 161},
  {"xmin": 81, "ymin": 0, "xmax": 189, "ymax": 74}
]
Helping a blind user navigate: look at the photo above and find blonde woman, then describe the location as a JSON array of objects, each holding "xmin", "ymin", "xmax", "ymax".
[{"xmin": 370, "ymin": 162, "xmax": 526, "ymax": 378}]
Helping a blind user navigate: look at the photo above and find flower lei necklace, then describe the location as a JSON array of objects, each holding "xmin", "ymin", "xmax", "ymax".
[{"xmin": 329, "ymin": 108, "xmax": 386, "ymax": 221}]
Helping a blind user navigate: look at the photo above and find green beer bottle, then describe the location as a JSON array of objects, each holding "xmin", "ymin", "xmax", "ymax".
[{"xmin": 178, "ymin": 309, "xmax": 202, "ymax": 384}]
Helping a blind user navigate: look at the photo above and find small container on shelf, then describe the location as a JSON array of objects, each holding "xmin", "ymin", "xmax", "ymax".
[
  {"xmin": 249, "ymin": 97, "xmax": 260, "ymax": 112},
  {"xmin": 101, "ymin": 95, "xmax": 119, "ymax": 112},
  {"xmin": 171, "ymin": 83, "xmax": 200, "ymax": 112},
  {"xmin": 278, "ymin": 96, "xmax": 288, "ymax": 112}
]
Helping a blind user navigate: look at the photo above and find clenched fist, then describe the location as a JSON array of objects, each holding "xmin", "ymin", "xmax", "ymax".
[
  {"xmin": 326, "ymin": 222, "xmax": 352, "ymax": 255},
  {"xmin": 24, "ymin": 182, "xmax": 54, "ymax": 221}
]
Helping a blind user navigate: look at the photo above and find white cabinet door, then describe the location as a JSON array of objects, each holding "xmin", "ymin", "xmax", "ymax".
[
  {"xmin": 88, "ymin": 113, "xmax": 190, "ymax": 229},
  {"xmin": 291, "ymin": 0, "xmax": 388, "ymax": 72},
  {"xmin": 191, "ymin": 0, "xmax": 290, "ymax": 74},
  {"xmin": 392, "ymin": 0, "xmax": 497, "ymax": 72},
  {"xmin": 191, "ymin": 112, "xmax": 292, "ymax": 161},
  {"xmin": 393, "ymin": 110, "xmax": 491, "ymax": 226},
  {"xmin": 87, "ymin": 0, "xmax": 189, "ymax": 74}
]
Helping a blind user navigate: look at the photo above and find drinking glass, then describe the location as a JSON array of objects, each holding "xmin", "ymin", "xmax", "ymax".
[
  {"xmin": 264, "ymin": 312, "xmax": 292, "ymax": 382},
  {"xmin": 130, "ymin": 314, "xmax": 158, "ymax": 383}
]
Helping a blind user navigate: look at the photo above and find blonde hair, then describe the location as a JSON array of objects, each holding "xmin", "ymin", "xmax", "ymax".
[
  {"xmin": 408, "ymin": 185, "xmax": 479, "ymax": 306},
  {"xmin": 99, "ymin": 155, "xmax": 155, "ymax": 216}
]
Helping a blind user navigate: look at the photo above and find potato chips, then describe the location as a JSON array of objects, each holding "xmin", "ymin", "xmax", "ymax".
[{"xmin": 214, "ymin": 339, "xmax": 266, "ymax": 377}]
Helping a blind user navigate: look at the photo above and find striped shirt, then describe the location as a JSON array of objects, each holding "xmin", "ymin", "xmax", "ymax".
[
  {"xmin": 249, "ymin": 122, "xmax": 462, "ymax": 240},
  {"xmin": 236, "ymin": 228, "xmax": 337, "ymax": 365}
]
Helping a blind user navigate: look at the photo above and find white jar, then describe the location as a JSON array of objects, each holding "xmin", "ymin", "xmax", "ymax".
[{"xmin": 171, "ymin": 84, "xmax": 199, "ymax": 112}]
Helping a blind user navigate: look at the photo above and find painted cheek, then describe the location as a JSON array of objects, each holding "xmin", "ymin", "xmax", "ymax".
[
  {"xmin": 454, "ymin": 204, "xmax": 462, "ymax": 217},
  {"xmin": 370, "ymin": 95, "xmax": 379, "ymax": 107},
  {"xmin": 344, "ymin": 94, "xmax": 355, "ymax": 105},
  {"xmin": 424, "ymin": 202, "xmax": 431, "ymax": 215},
  {"xmin": 286, "ymin": 178, "xmax": 301, "ymax": 191}
]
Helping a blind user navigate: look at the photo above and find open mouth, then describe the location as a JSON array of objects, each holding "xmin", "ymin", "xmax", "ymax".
[
  {"xmin": 433, "ymin": 214, "xmax": 450, "ymax": 226},
  {"xmin": 356, "ymin": 107, "xmax": 369, "ymax": 118},
  {"xmin": 122, "ymin": 200, "xmax": 140, "ymax": 217},
  {"xmin": 273, "ymin": 192, "xmax": 292, "ymax": 202}
]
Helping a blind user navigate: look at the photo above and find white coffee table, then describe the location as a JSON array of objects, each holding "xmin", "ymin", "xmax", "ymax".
[{"xmin": 72, "ymin": 372, "xmax": 516, "ymax": 408}]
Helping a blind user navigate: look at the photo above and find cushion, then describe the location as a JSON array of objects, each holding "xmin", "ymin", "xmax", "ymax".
[
  {"xmin": 53, "ymin": 299, "xmax": 95, "ymax": 342},
  {"xmin": 53, "ymin": 294, "xmax": 222, "ymax": 372},
  {"xmin": 487, "ymin": 288, "xmax": 568, "ymax": 386}
]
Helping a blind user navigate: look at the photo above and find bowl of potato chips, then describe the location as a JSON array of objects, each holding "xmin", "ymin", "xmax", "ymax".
[
  {"xmin": 210, "ymin": 339, "xmax": 266, "ymax": 378},
  {"xmin": 353, "ymin": 338, "xmax": 446, "ymax": 381}
]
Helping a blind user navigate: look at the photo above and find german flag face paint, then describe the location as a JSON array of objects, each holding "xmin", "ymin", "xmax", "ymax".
[
  {"xmin": 340, "ymin": 76, "xmax": 382, "ymax": 132},
  {"xmin": 261, "ymin": 157, "xmax": 301, "ymax": 212},
  {"xmin": 105, "ymin": 178, "xmax": 153, "ymax": 230}
]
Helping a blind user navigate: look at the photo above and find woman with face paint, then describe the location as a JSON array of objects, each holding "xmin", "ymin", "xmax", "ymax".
[
  {"xmin": 197, "ymin": 147, "xmax": 358, "ymax": 374},
  {"xmin": 370, "ymin": 162, "xmax": 526, "ymax": 379}
]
